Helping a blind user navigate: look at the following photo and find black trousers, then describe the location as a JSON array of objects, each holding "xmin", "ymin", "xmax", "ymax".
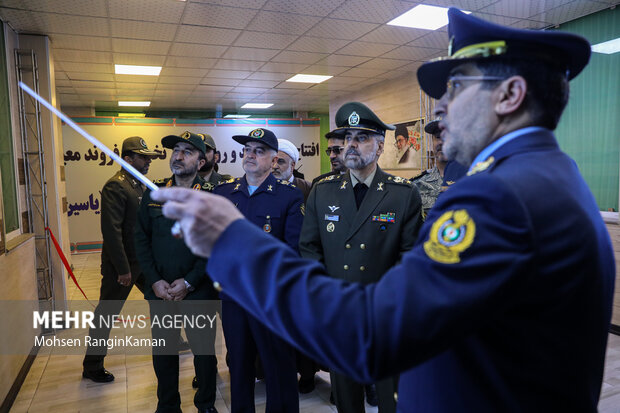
[
  {"xmin": 82, "ymin": 270, "xmax": 145, "ymax": 371},
  {"xmin": 331, "ymin": 372, "xmax": 397, "ymax": 413},
  {"xmin": 149, "ymin": 300, "xmax": 218, "ymax": 412},
  {"xmin": 222, "ymin": 299, "xmax": 298, "ymax": 413}
]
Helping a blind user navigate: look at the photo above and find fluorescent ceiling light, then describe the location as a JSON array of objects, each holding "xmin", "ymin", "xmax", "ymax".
[
  {"xmin": 591, "ymin": 38, "xmax": 620, "ymax": 54},
  {"xmin": 115, "ymin": 64, "xmax": 162, "ymax": 76},
  {"xmin": 117, "ymin": 113, "xmax": 146, "ymax": 117},
  {"xmin": 286, "ymin": 74, "xmax": 333, "ymax": 83},
  {"xmin": 118, "ymin": 101, "xmax": 151, "ymax": 107},
  {"xmin": 241, "ymin": 103, "xmax": 273, "ymax": 109},
  {"xmin": 224, "ymin": 114, "xmax": 251, "ymax": 118},
  {"xmin": 387, "ymin": 5, "xmax": 470, "ymax": 30}
]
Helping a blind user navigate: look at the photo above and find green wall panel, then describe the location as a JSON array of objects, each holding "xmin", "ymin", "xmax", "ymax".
[{"xmin": 553, "ymin": 7, "xmax": 619, "ymax": 211}]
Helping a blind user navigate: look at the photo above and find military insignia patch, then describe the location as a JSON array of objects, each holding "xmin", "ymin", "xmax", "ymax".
[
  {"xmin": 166, "ymin": 180, "xmax": 173, "ymax": 187},
  {"xmin": 250, "ymin": 128, "xmax": 265, "ymax": 139},
  {"xmin": 348, "ymin": 111, "xmax": 360, "ymax": 126},
  {"xmin": 202, "ymin": 182, "xmax": 214, "ymax": 191},
  {"xmin": 267, "ymin": 185, "xmax": 273, "ymax": 191},
  {"xmin": 424, "ymin": 209, "xmax": 476, "ymax": 264},
  {"xmin": 181, "ymin": 131, "xmax": 191, "ymax": 140},
  {"xmin": 467, "ymin": 156, "xmax": 494, "ymax": 176},
  {"xmin": 192, "ymin": 183, "xmax": 201, "ymax": 190},
  {"xmin": 372, "ymin": 212, "xmax": 395, "ymax": 223},
  {"xmin": 377, "ymin": 182, "xmax": 384, "ymax": 191},
  {"xmin": 234, "ymin": 183, "xmax": 241, "ymax": 191},
  {"xmin": 140, "ymin": 138, "xmax": 147, "ymax": 148},
  {"xmin": 300, "ymin": 204, "xmax": 305, "ymax": 216},
  {"xmin": 340, "ymin": 181, "xmax": 348, "ymax": 190},
  {"xmin": 326, "ymin": 222, "xmax": 335, "ymax": 232},
  {"xmin": 263, "ymin": 224, "xmax": 271, "ymax": 233}
]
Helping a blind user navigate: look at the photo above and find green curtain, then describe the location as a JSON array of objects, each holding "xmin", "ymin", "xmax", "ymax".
[
  {"xmin": 553, "ymin": 7, "xmax": 619, "ymax": 211},
  {"xmin": 0, "ymin": 22, "xmax": 19, "ymax": 232}
]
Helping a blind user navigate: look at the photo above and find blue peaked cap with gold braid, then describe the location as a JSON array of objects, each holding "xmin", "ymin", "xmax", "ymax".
[{"xmin": 417, "ymin": 8, "xmax": 591, "ymax": 99}]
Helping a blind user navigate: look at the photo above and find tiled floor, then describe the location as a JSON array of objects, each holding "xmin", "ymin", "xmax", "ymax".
[{"xmin": 8, "ymin": 252, "xmax": 620, "ymax": 412}]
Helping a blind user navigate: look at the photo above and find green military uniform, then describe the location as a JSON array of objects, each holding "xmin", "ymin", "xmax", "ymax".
[
  {"xmin": 83, "ymin": 168, "xmax": 146, "ymax": 373},
  {"xmin": 204, "ymin": 170, "xmax": 232, "ymax": 188}
]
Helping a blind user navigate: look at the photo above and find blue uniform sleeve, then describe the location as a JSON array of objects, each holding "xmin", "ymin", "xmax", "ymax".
[
  {"xmin": 207, "ymin": 174, "xmax": 534, "ymax": 382},
  {"xmin": 283, "ymin": 188, "xmax": 304, "ymax": 253}
]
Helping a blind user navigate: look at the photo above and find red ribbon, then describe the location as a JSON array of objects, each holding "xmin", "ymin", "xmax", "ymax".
[{"xmin": 45, "ymin": 227, "xmax": 88, "ymax": 300}]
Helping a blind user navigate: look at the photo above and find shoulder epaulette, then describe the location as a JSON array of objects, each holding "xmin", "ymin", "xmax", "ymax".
[
  {"xmin": 153, "ymin": 178, "xmax": 171, "ymax": 187},
  {"xmin": 277, "ymin": 179, "xmax": 297, "ymax": 188},
  {"xmin": 317, "ymin": 174, "xmax": 343, "ymax": 184},
  {"xmin": 202, "ymin": 182, "xmax": 215, "ymax": 191},
  {"xmin": 386, "ymin": 175, "xmax": 413, "ymax": 186},
  {"xmin": 218, "ymin": 177, "xmax": 238, "ymax": 186}
]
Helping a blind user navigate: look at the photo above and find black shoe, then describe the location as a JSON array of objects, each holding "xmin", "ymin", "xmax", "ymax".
[
  {"xmin": 365, "ymin": 384, "xmax": 378, "ymax": 407},
  {"xmin": 82, "ymin": 368, "xmax": 114, "ymax": 383},
  {"xmin": 298, "ymin": 376, "xmax": 315, "ymax": 394},
  {"xmin": 198, "ymin": 408, "xmax": 218, "ymax": 413},
  {"xmin": 192, "ymin": 376, "xmax": 198, "ymax": 389}
]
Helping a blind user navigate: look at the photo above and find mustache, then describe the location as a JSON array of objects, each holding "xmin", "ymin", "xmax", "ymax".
[{"xmin": 345, "ymin": 149, "xmax": 359, "ymax": 157}]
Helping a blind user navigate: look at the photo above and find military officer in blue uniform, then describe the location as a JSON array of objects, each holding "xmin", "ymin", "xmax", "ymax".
[
  {"xmin": 214, "ymin": 128, "xmax": 303, "ymax": 413},
  {"xmin": 152, "ymin": 9, "xmax": 615, "ymax": 413}
]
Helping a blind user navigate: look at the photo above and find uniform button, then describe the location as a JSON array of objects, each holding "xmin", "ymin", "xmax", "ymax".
[
  {"xmin": 360, "ymin": 243, "xmax": 366, "ymax": 249},
  {"xmin": 360, "ymin": 266, "xmax": 365, "ymax": 271},
  {"xmin": 344, "ymin": 265, "xmax": 349, "ymax": 270},
  {"xmin": 394, "ymin": 392, "xmax": 398, "ymax": 402},
  {"xmin": 345, "ymin": 244, "xmax": 351, "ymax": 249},
  {"xmin": 213, "ymin": 281, "xmax": 222, "ymax": 292},
  {"xmin": 266, "ymin": 215, "xmax": 270, "ymax": 219}
]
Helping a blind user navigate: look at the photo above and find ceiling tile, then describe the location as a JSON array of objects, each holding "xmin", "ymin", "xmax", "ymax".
[
  {"xmin": 237, "ymin": 79, "xmax": 280, "ymax": 88},
  {"xmin": 230, "ymin": 86, "xmax": 271, "ymax": 94},
  {"xmin": 158, "ymin": 76, "xmax": 203, "ymax": 85},
  {"xmin": 111, "ymin": 38, "xmax": 171, "ymax": 55},
  {"xmin": 155, "ymin": 83, "xmax": 196, "ymax": 91},
  {"xmin": 302, "ymin": 65, "xmax": 351, "ymax": 76},
  {"xmin": 164, "ymin": 56, "xmax": 217, "ymax": 69},
  {"xmin": 264, "ymin": 0, "xmax": 346, "ymax": 15},
  {"xmin": 205, "ymin": 69, "xmax": 253, "ymax": 79},
  {"xmin": 356, "ymin": 58, "xmax": 411, "ymax": 70},
  {"xmin": 59, "ymin": 62, "xmax": 114, "ymax": 73},
  {"xmin": 175, "ymin": 25, "xmax": 241, "ymax": 45},
  {"xmin": 287, "ymin": 36, "xmax": 350, "ymax": 53},
  {"xmin": 305, "ymin": 19, "xmax": 379, "ymax": 40},
  {"xmin": 221, "ymin": 47, "xmax": 280, "ymax": 61},
  {"xmin": 224, "ymin": 92, "xmax": 263, "ymax": 100},
  {"xmin": 182, "ymin": 3, "xmax": 259, "ymax": 29},
  {"xmin": 53, "ymin": 49, "xmax": 112, "ymax": 64},
  {"xmin": 113, "ymin": 53, "xmax": 167, "ymax": 66},
  {"xmin": 214, "ymin": 59, "xmax": 265, "ymax": 71},
  {"xmin": 315, "ymin": 55, "xmax": 371, "ymax": 67},
  {"xmin": 114, "ymin": 74, "xmax": 160, "ymax": 83},
  {"xmin": 246, "ymin": 72, "xmax": 291, "ymax": 81},
  {"xmin": 114, "ymin": 82, "xmax": 159, "ymax": 90},
  {"xmin": 330, "ymin": 0, "xmax": 415, "ymax": 24},
  {"xmin": 108, "ymin": 0, "xmax": 185, "ymax": 23},
  {"xmin": 50, "ymin": 34, "xmax": 112, "ymax": 51},
  {"xmin": 194, "ymin": 85, "xmax": 236, "ymax": 94},
  {"xmin": 70, "ymin": 80, "xmax": 114, "ymax": 89},
  {"xmin": 334, "ymin": 41, "xmax": 398, "ymax": 57},
  {"xmin": 531, "ymin": 1, "xmax": 609, "ymax": 24},
  {"xmin": 190, "ymin": 0, "xmax": 268, "ymax": 9},
  {"xmin": 0, "ymin": 0, "xmax": 108, "ymax": 17},
  {"xmin": 357, "ymin": 25, "xmax": 428, "ymax": 45},
  {"xmin": 478, "ymin": 0, "xmax": 576, "ymax": 19},
  {"xmin": 381, "ymin": 45, "xmax": 440, "ymax": 61},
  {"xmin": 234, "ymin": 31, "xmax": 299, "ymax": 49},
  {"xmin": 160, "ymin": 67, "xmax": 209, "ymax": 77},
  {"xmin": 422, "ymin": 0, "xmax": 497, "ymax": 11},
  {"xmin": 509, "ymin": 19, "xmax": 550, "ymax": 30},
  {"xmin": 407, "ymin": 31, "xmax": 450, "ymax": 49},
  {"xmin": 271, "ymin": 51, "xmax": 328, "ymax": 64},
  {"xmin": 109, "ymin": 20, "xmax": 178, "ymax": 41},
  {"xmin": 274, "ymin": 82, "xmax": 313, "ymax": 89},
  {"xmin": 169, "ymin": 43, "xmax": 229, "ymax": 58},
  {"xmin": 66, "ymin": 72, "xmax": 114, "ymax": 82},
  {"xmin": 55, "ymin": 79, "xmax": 73, "ymax": 87},
  {"xmin": 470, "ymin": 12, "xmax": 520, "ymax": 26},
  {"xmin": 339, "ymin": 67, "xmax": 389, "ymax": 78},
  {"xmin": 259, "ymin": 62, "xmax": 309, "ymax": 73},
  {"xmin": 200, "ymin": 78, "xmax": 243, "ymax": 87},
  {"xmin": 246, "ymin": 11, "xmax": 322, "ymax": 35}
]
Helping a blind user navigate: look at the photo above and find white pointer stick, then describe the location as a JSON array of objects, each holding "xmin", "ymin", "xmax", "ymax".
[
  {"xmin": 18, "ymin": 81, "xmax": 185, "ymax": 237},
  {"xmin": 18, "ymin": 81, "xmax": 158, "ymax": 192}
]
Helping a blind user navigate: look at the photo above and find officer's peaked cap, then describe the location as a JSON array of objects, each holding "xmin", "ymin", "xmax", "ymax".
[{"xmin": 332, "ymin": 102, "xmax": 395, "ymax": 136}]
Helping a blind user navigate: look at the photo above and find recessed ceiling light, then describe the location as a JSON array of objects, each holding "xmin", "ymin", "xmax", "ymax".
[
  {"xmin": 115, "ymin": 64, "xmax": 162, "ymax": 76},
  {"xmin": 286, "ymin": 74, "xmax": 333, "ymax": 83},
  {"xmin": 117, "ymin": 113, "xmax": 146, "ymax": 117},
  {"xmin": 387, "ymin": 5, "xmax": 470, "ymax": 31},
  {"xmin": 241, "ymin": 103, "xmax": 273, "ymax": 109},
  {"xmin": 591, "ymin": 38, "xmax": 620, "ymax": 54},
  {"xmin": 224, "ymin": 114, "xmax": 251, "ymax": 118},
  {"xmin": 118, "ymin": 101, "xmax": 151, "ymax": 107}
]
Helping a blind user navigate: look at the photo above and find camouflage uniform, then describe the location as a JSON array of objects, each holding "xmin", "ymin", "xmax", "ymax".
[{"xmin": 412, "ymin": 166, "xmax": 443, "ymax": 218}]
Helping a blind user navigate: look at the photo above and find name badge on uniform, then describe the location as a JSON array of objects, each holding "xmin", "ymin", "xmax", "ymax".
[{"xmin": 324, "ymin": 214, "xmax": 340, "ymax": 222}]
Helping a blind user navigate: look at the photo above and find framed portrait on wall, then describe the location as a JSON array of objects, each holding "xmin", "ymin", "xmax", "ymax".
[{"xmin": 379, "ymin": 118, "xmax": 425, "ymax": 171}]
